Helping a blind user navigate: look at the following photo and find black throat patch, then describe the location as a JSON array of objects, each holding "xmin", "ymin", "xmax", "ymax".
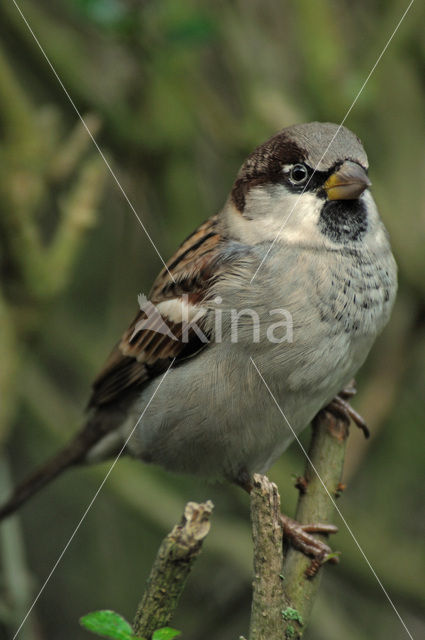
[{"xmin": 319, "ymin": 199, "xmax": 368, "ymax": 243}]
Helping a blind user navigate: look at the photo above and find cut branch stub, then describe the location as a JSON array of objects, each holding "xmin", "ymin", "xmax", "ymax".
[
  {"xmin": 133, "ymin": 500, "xmax": 214, "ymax": 640},
  {"xmin": 249, "ymin": 474, "xmax": 286, "ymax": 640}
]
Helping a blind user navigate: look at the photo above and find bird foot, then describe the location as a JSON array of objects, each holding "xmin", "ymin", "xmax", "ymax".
[
  {"xmin": 280, "ymin": 513, "xmax": 339, "ymax": 577},
  {"xmin": 325, "ymin": 379, "xmax": 370, "ymax": 439},
  {"xmin": 235, "ymin": 471, "xmax": 341, "ymax": 577}
]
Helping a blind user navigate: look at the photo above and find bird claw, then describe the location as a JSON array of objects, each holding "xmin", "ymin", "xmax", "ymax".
[
  {"xmin": 326, "ymin": 379, "xmax": 370, "ymax": 439},
  {"xmin": 338, "ymin": 379, "xmax": 357, "ymax": 399},
  {"xmin": 280, "ymin": 513, "xmax": 339, "ymax": 577}
]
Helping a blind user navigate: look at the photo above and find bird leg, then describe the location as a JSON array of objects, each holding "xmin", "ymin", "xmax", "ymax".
[
  {"xmin": 325, "ymin": 379, "xmax": 370, "ymax": 439},
  {"xmin": 237, "ymin": 382, "xmax": 365, "ymax": 573}
]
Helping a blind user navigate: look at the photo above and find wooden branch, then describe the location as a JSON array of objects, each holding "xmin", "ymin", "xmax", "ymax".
[
  {"xmin": 133, "ymin": 500, "xmax": 214, "ymax": 639},
  {"xmin": 247, "ymin": 410, "xmax": 349, "ymax": 640},
  {"xmin": 281, "ymin": 410, "xmax": 349, "ymax": 638},
  {"xmin": 248, "ymin": 474, "xmax": 285, "ymax": 640}
]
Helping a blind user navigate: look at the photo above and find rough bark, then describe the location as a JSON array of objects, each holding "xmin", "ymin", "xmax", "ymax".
[
  {"xmin": 248, "ymin": 474, "xmax": 286, "ymax": 640},
  {"xmin": 133, "ymin": 500, "xmax": 214, "ymax": 639},
  {"xmin": 281, "ymin": 411, "xmax": 349, "ymax": 638}
]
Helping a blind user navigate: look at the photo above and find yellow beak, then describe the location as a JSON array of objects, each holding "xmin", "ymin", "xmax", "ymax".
[{"xmin": 324, "ymin": 161, "xmax": 371, "ymax": 200}]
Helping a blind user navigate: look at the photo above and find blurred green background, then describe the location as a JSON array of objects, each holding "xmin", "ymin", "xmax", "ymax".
[{"xmin": 0, "ymin": 1, "xmax": 424, "ymax": 639}]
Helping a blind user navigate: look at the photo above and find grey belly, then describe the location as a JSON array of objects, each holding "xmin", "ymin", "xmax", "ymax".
[{"xmin": 123, "ymin": 333, "xmax": 369, "ymax": 481}]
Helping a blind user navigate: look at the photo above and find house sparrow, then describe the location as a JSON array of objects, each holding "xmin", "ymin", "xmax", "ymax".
[{"xmin": 0, "ymin": 123, "xmax": 397, "ymax": 545}]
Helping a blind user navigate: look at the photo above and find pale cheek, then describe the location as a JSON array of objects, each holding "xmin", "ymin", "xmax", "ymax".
[
  {"xmin": 223, "ymin": 189, "xmax": 324, "ymax": 246},
  {"xmin": 223, "ymin": 200, "xmax": 284, "ymax": 244},
  {"xmin": 263, "ymin": 192, "xmax": 323, "ymax": 245}
]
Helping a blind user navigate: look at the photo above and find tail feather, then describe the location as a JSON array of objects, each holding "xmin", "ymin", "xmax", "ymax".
[{"xmin": 0, "ymin": 410, "xmax": 123, "ymax": 522}]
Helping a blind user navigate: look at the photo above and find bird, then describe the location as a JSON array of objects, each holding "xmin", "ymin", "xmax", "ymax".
[{"xmin": 0, "ymin": 122, "xmax": 397, "ymax": 558}]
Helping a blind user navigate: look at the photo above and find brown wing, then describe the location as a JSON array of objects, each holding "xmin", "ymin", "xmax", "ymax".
[{"xmin": 88, "ymin": 215, "xmax": 222, "ymax": 408}]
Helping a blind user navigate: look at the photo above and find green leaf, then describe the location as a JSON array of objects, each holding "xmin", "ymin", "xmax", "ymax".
[
  {"xmin": 79, "ymin": 610, "xmax": 135, "ymax": 640},
  {"xmin": 152, "ymin": 628, "xmax": 181, "ymax": 640}
]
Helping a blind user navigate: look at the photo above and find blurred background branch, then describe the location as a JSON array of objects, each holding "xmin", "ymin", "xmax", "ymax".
[{"xmin": 0, "ymin": 21, "xmax": 107, "ymax": 636}]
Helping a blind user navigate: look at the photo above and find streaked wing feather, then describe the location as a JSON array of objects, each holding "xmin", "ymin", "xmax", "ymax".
[{"xmin": 89, "ymin": 215, "xmax": 221, "ymax": 408}]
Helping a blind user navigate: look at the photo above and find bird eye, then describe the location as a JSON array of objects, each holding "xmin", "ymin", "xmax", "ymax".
[{"xmin": 289, "ymin": 164, "xmax": 308, "ymax": 185}]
